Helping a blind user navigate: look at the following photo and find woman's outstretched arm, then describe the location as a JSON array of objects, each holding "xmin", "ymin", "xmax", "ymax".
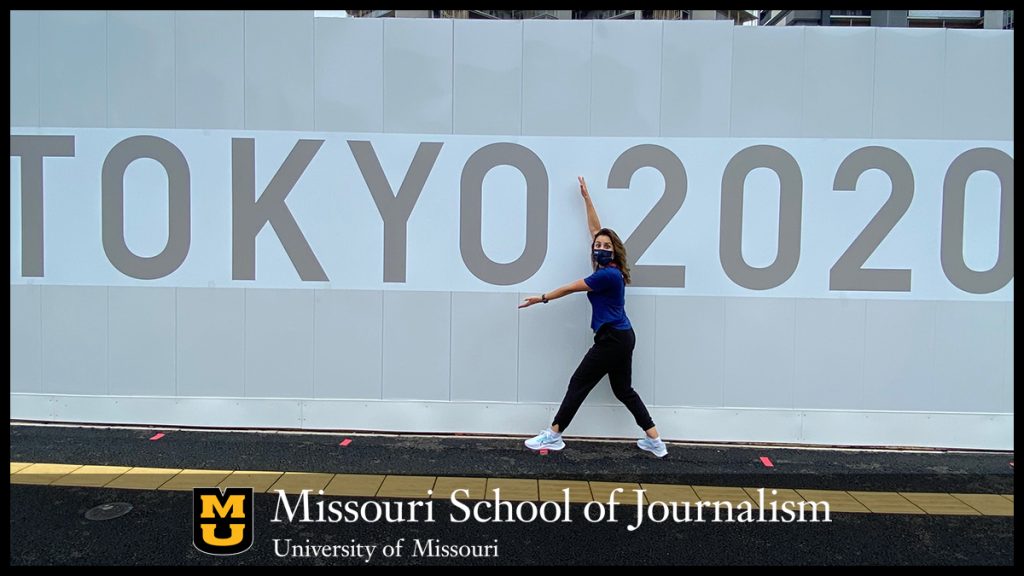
[
  {"xmin": 518, "ymin": 279, "xmax": 592, "ymax": 309},
  {"xmin": 579, "ymin": 176, "xmax": 601, "ymax": 239}
]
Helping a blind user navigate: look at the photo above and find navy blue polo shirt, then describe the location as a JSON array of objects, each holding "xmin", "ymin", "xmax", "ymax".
[{"xmin": 583, "ymin": 265, "xmax": 632, "ymax": 333}]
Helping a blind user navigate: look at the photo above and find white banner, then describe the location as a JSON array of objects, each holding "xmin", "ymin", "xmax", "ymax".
[{"xmin": 10, "ymin": 128, "xmax": 1013, "ymax": 301}]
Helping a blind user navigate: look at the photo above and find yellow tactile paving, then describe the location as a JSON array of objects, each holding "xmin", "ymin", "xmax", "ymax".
[
  {"xmin": 539, "ymin": 479, "xmax": 593, "ymax": 503},
  {"xmin": 10, "ymin": 462, "xmax": 33, "ymax": 474},
  {"xmin": 950, "ymin": 493, "xmax": 1015, "ymax": 516},
  {"xmin": 590, "ymin": 481, "xmax": 647, "ymax": 505},
  {"xmin": 900, "ymin": 492, "xmax": 982, "ymax": 516},
  {"xmin": 267, "ymin": 472, "xmax": 336, "ymax": 495},
  {"xmin": 217, "ymin": 471, "xmax": 285, "ymax": 493},
  {"xmin": 743, "ymin": 487, "xmax": 804, "ymax": 509},
  {"xmin": 692, "ymin": 485, "xmax": 756, "ymax": 508},
  {"xmin": 50, "ymin": 465, "xmax": 132, "ymax": 488},
  {"xmin": 794, "ymin": 490, "xmax": 871, "ymax": 513},
  {"xmin": 104, "ymin": 467, "xmax": 183, "ymax": 490},
  {"xmin": 485, "ymin": 478, "xmax": 538, "ymax": 501},
  {"xmin": 10, "ymin": 463, "xmax": 83, "ymax": 485},
  {"xmin": 848, "ymin": 491, "xmax": 926, "ymax": 514},
  {"xmin": 158, "ymin": 469, "xmax": 234, "ymax": 491},
  {"xmin": 641, "ymin": 483, "xmax": 698, "ymax": 505},
  {"xmin": 323, "ymin": 474, "xmax": 386, "ymax": 497},
  {"xmin": 376, "ymin": 475, "xmax": 436, "ymax": 499},
  {"xmin": 9, "ymin": 461, "xmax": 1013, "ymax": 517},
  {"xmin": 431, "ymin": 477, "xmax": 488, "ymax": 500}
]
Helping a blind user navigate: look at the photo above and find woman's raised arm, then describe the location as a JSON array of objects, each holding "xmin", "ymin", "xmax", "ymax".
[{"xmin": 579, "ymin": 176, "xmax": 601, "ymax": 239}]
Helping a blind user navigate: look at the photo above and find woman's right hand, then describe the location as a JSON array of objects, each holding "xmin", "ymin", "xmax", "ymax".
[
  {"xmin": 519, "ymin": 296, "xmax": 544, "ymax": 309},
  {"xmin": 578, "ymin": 176, "xmax": 590, "ymax": 201}
]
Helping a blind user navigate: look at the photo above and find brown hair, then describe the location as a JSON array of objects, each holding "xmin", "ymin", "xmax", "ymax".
[{"xmin": 591, "ymin": 228, "xmax": 631, "ymax": 285}]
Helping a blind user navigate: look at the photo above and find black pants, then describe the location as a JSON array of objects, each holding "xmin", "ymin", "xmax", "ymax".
[{"xmin": 552, "ymin": 325, "xmax": 655, "ymax": 432}]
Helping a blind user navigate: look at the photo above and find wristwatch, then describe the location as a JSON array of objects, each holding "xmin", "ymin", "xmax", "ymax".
[{"xmin": 541, "ymin": 294, "xmax": 548, "ymax": 304}]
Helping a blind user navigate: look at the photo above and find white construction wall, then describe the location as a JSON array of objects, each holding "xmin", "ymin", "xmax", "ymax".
[{"xmin": 9, "ymin": 12, "xmax": 1013, "ymax": 449}]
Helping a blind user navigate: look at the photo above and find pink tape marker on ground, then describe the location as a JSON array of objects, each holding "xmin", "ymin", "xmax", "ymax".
[
  {"xmin": 759, "ymin": 456, "xmax": 774, "ymax": 467},
  {"xmin": 340, "ymin": 438, "xmax": 352, "ymax": 447},
  {"xmin": 539, "ymin": 449, "xmax": 549, "ymax": 456},
  {"xmin": 149, "ymin": 433, "xmax": 165, "ymax": 441}
]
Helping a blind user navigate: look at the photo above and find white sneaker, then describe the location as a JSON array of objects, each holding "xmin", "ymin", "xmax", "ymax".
[
  {"xmin": 637, "ymin": 436, "xmax": 668, "ymax": 458},
  {"xmin": 525, "ymin": 429, "xmax": 565, "ymax": 451}
]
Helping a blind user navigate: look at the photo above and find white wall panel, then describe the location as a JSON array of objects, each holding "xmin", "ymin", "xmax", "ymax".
[
  {"xmin": 932, "ymin": 301, "xmax": 1009, "ymax": 412},
  {"xmin": 655, "ymin": 296, "xmax": 725, "ymax": 408},
  {"xmin": 794, "ymin": 299, "xmax": 866, "ymax": 409},
  {"xmin": 383, "ymin": 18, "xmax": 452, "ymax": 134},
  {"xmin": 107, "ymin": 11, "xmax": 175, "ymax": 128},
  {"xmin": 522, "ymin": 20, "xmax": 592, "ymax": 136},
  {"xmin": 660, "ymin": 21, "xmax": 733, "ymax": 137},
  {"xmin": 382, "ymin": 291, "xmax": 451, "ymax": 400},
  {"xmin": 39, "ymin": 11, "xmax": 107, "ymax": 127},
  {"xmin": 10, "ymin": 285, "xmax": 42, "ymax": 392},
  {"xmin": 723, "ymin": 298, "xmax": 796, "ymax": 408},
  {"xmin": 801, "ymin": 27, "xmax": 875, "ymax": 138},
  {"xmin": 873, "ymin": 29, "xmax": 945, "ymax": 139},
  {"xmin": 175, "ymin": 11, "xmax": 244, "ymax": 129},
  {"xmin": 244, "ymin": 288, "xmax": 314, "ymax": 398},
  {"xmin": 108, "ymin": 286, "xmax": 175, "ymax": 396},
  {"xmin": 863, "ymin": 300, "xmax": 936, "ymax": 410},
  {"xmin": 453, "ymin": 20, "xmax": 522, "ymax": 136},
  {"xmin": 943, "ymin": 30, "xmax": 1013, "ymax": 140},
  {"xmin": 451, "ymin": 291, "xmax": 519, "ymax": 402},
  {"xmin": 313, "ymin": 289, "xmax": 383, "ymax": 399},
  {"xmin": 590, "ymin": 21, "xmax": 663, "ymax": 137},
  {"xmin": 176, "ymin": 288, "xmax": 245, "ymax": 397},
  {"xmin": 41, "ymin": 285, "xmax": 107, "ymax": 394},
  {"xmin": 315, "ymin": 17, "xmax": 383, "ymax": 133},
  {"xmin": 10, "ymin": 11, "xmax": 40, "ymax": 127},
  {"xmin": 731, "ymin": 26, "xmax": 804, "ymax": 137},
  {"xmin": 244, "ymin": 11, "xmax": 314, "ymax": 131}
]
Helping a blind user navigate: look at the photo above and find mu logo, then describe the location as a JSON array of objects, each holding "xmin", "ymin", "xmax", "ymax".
[{"xmin": 192, "ymin": 487, "xmax": 254, "ymax": 555}]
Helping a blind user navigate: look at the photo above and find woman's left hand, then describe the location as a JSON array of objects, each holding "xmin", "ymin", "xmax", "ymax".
[{"xmin": 519, "ymin": 296, "xmax": 544, "ymax": 309}]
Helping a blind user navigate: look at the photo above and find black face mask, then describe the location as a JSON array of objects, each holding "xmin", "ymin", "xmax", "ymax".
[{"xmin": 593, "ymin": 249, "xmax": 614, "ymax": 265}]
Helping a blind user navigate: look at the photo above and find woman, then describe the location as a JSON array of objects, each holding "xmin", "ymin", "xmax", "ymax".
[{"xmin": 518, "ymin": 176, "xmax": 667, "ymax": 458}]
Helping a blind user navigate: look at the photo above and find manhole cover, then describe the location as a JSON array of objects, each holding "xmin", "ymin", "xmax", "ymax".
[{"xmin": 85, "ymin": 502, "xmax": 133, "ymax": 521}]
